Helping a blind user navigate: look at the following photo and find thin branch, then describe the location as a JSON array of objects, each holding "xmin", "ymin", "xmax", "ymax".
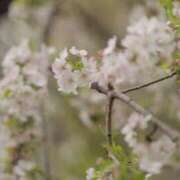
[
  {"xmin": 122, "ymin": 72, "xmax": 177, "ymax": 94},
  {"xmin": 91, "ymin": 82, "xmax": 107, "ymax": 94},
  {"xmin": 91, "ymin": 82, "xmax": 180, "ymax": 142},
  {"xmin": 106, "ymin": 84, "xmax": 115, "ymax": 145},
  {"xmin": 106, "ymin": 96, "xmax": 114, "ymax": 145}
]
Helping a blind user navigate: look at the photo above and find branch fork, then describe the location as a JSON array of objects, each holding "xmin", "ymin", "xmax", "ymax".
[{"xmin": 91, "ymin": 72, "xmax": 180, "ymax": 144}]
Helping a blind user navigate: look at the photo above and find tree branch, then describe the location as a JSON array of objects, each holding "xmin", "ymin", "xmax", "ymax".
[
  {"xmin": 106, "ymin": 84, "xmax": 115, "ymax": 145},
  {"xmin": 91, "ymin": 81, "xmax": 180, "ymax": 142},
  {"xmin": 122, "ymin": 71, "xmax": 177, "ymax": 94},
  {"xmin": 113, "ymin": 91, "xmax": 180, "ymax": 141}
]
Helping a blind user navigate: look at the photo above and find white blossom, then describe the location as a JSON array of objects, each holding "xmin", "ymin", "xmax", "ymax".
[
  {"xmin": 102, "ymin": 36, "xmax": 117, "ymax": 56},
  {"xmin": 56, "ymin": 69, "xmax": 78, "ymax": 94},
  {"xmin": 86, "ymin": 167, "xmax": 95, "ymax": 180},
  {"xmin": 122, "ymin": 16, "xmax": 175, "ymax": 66},
  {"xmin": 52, "ymin": 18, "xmax": 177, "ymax": 93},
  {"xmin": 2, "ymin": 39, "xmax": 31, "ymax": 71},
  {"xmin": 122, "ymin": 113, "xmax": 176, "ymax": 175},
  {"xmin": 52, "ymin": 47, "xmax": 97, "ymax": 94},
  {"xmin": 0, "ymin": 40, "xmax": 52, "ymax": 179}
]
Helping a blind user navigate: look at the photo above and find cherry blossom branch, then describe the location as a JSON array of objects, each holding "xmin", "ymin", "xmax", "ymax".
[
  {"xmin": 91, "ymin": 82, "xmax": 180, "ymax": 142},
  {"xmin": 122, "ymin": 71, "xmax": 177, "ymax": 94}
]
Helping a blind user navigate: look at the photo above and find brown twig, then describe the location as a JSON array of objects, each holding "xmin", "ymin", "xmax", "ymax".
[
  {"xmin": 122, "ymin": 71, "xmax": 177, "ymax": 94},
  {"xmin": 106, "ymin": 96, "xmax": 114, "ymax": 145},
  {"xmin": 106, "ymin": 84, "xmax": 115, "ymax": 145}
]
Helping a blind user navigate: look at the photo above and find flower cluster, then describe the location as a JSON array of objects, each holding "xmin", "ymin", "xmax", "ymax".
[
  {"xmin": 52, "ymin": 47, "xmax": 96, "ymax": 94},
  {"xmin": 122, "ymin": 17, "xmax": 175, "ymax": 66},
  {"xmin": 121, "ymin": 113, "xmax": 176, "ymax": 175},
  {"xmin": 52, "ymin": 15, "xmax": 177, "ymax": 94},
  {"xmin": 0, "ymin": 40, "xmax": 52, "ymax": 179}
]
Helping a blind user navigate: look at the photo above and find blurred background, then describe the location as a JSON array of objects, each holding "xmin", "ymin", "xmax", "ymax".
[{"xmin": 0, "ymin": 0, "xmax": 180, "ymax": 179}]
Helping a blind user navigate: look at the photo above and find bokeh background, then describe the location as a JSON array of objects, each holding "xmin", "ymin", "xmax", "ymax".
[{"xmin": 0, "ymin": 0, "xmax": 180, "ymax": 179}]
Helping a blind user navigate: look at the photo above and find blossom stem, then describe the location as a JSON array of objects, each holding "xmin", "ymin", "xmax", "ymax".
[{"xmin": 122, "ymin": 72, "xmax": 176, "ymax": 94}]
